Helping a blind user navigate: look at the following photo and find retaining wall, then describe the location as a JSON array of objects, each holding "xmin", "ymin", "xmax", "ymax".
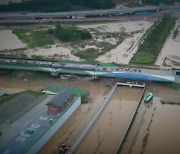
[
  {"xmin": 27, "ymin": 97, "xmax": 81, "ymax": 154},
  {"xmin": 69, "ymin": 84, "xmax": 117, "ymax": 152}
]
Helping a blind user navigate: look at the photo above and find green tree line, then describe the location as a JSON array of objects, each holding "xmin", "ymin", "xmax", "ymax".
[
  {"xmin": 48, "ymin": 25, "xmax": 92, "ymax": 42},
  {"xmin": 131, "ymin": 16, "xmax": 176, "ymax": 64},
  {"xmin": 142, "ymin": 0, "xmax": 180, "ymax": 5},
  {"xmin": 0, "ymin": 0, "xmax": 115, "ymax": 12}
]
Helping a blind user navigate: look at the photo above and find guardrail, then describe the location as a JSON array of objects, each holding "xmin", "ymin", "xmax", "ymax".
[{"xmin": 116, "ymin": 84, "xmax": 145, "ymax": 154}]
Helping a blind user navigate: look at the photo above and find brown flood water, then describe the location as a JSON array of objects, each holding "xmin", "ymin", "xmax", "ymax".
[
  {"xmin": 76, "ymin": 87, "xmax": 142, "ymax": 154},
  {"xmin": 145, "ymin": 101, "xmax": 180, "ymax": 154},
  {"xmin": 2, "ymin": 77, "xmax": 179, "ymax": 154},
  {"xmin": 37, "ymin": 80, "xmax": 112, "ymax": 154},
  {"xmin": 121, "ymin": 83, "xmax": 180, "ymax": 154}
]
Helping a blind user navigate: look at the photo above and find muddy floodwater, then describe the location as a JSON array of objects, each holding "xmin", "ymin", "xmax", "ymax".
[
  {"xmin": 76, "ymin": 87, "xmax": 142, "ymax": 154},
  {"xmin": 121, "ymin": 84, "xmax": 180, "ymax": 154},
  {"xmin": 1, "ymin": 77, "xmax": 179, "ymax": 154},
  {"xmin": 0, "ymin": 30, "xmax": 26, "ymax": 51}
]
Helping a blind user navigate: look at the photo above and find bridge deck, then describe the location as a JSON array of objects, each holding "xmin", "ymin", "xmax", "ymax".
[{"xmin": 0, "ymin": 58, "xmax": 177, "ymax": 82}]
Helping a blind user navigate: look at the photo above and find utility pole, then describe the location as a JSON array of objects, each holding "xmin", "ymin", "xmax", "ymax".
[
  {"xmin": 108, "ymin": 111, "xmax": 113, "ymax": 126},
  {"xmin": 119, "ymin": 97, "xmax": 121, "ymax": 109}
]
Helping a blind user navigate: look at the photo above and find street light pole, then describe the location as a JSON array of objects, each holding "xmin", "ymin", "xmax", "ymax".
[
  {"xmin": 108, "ymin": 111, "xmax": 113, "ymax": 126},
  {"xmin": 96, "ymin": 130, "xmax": 101, "ymax": 147},
  {"xmin": 119, "ymin": 97, "xmax": 121, "ymax": 109}
]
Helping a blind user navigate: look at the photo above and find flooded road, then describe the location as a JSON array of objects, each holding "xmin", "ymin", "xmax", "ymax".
[
  {"xmin": 1, "ymin": 77, "xmax": 180, "ymax": 154},
  {"xmin": 76, "ymin": 86, "xmax": 143, "ymax": 154},
  {"xmin": 36, "ymin": 79, "xmax": 112, "ymax": 154},
  {"xmin": 120, "ymin": 83, "xmax": 180, "ymax": 154},
  {"xmin": 0, "ymin": 77, "xmax": 112, "ymax": 154},
  {"xmin": 145, "ymin": 101, "xmax": 180, "ymax": 154}
]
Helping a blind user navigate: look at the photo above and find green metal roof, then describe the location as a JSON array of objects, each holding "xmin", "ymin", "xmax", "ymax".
[{"xmin": 0, "ymin": 91, "xmax": 5, "ymax": 97}]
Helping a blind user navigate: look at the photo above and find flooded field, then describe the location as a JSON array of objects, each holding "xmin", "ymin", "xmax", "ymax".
[
  {"xmin": 120, "ymin": 84, "xmax": 180, "ymax": 154},
  {"xmin": 0, "ymin": 30, "xmax": 26, "ymax": 51},
  {"xmin": 78, "ymin": 21, "xmax": 153, "ymax": 64},
  {"xmin": 76, "ymin": 86, "xmax": 143, "ymax": 154}
]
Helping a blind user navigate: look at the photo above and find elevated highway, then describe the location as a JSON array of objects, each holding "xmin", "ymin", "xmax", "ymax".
[
  {"xmin": 0, "ymin": 6, "xmax": 165, "ymax": 19},
  {"xmin": 0, "ymin": 58, "xmax": 179, "ymax": 82}
]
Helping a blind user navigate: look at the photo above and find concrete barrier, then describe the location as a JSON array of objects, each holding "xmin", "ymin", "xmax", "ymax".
[
  {"xmin": 116, "ymin": 85, "xmax": 146, "ymax": 154},
  {"xmin": 117, "ymin": 82, "xmax": 145, "ymax": 88},
  {"xmin": 27, "ymin": 97, "xmax": 81, "ymax": 154},
  {"xmin": 69, "ymin": 84, "xmax": 117, "ymax": 152}
]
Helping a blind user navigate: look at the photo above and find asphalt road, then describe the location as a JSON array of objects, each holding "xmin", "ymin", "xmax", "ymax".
[{"xmin": 0, "ymin": 6, "xmax": 163, "ymax": 19}]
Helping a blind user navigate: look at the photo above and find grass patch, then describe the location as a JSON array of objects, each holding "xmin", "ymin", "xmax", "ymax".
[
  {"xmin": 131, "ymin": 16, "xmax": 176, "ymax": 65},
  {"xmin": 141, "ymin": 108, "xmax": 156, "ymax": 154},
  {"xmin": 44, "ymin": 85, "xmax": 89, "ymax": 104},
  {"xmin": 161, "ymin": 100, "xmax": 180, "ymax": 105},
  {"xmin": 81, "ymin": 95, "xmax": 90, "ymax": 104},
  {"xmin": 0, "ymin": 90, "xmax": 42, "ymax": 106},
  {"xmin": 74, "ymin": 33, "xmax": 126, "ymax": 60},
  {"xmin": 131, "ymin": 53, "xmax": 155, "ymax": 64},
  {"xmin": 0, "ymin": 53, "xmax": 28, "ymax": 59},
  {"xmin": 75, "ymin": 48, "xmax": 105, "ymax": 61},
  {"xmin": 48, "ymin": 25, "xmax": 92, "ymax": 42},
  {"xmin": 26, "ymin": 90, "xmax": 42, "ymax": 96},
  {"xmin": 13, "ymin": 29, "xmax": 54, "ymax": 48},
  {"xmin": 142, "ymin": 0, "xmax": 175, "ymax": 5},
  {"xmin": 169, "ymin": 83, "xmax": 180, "ymax": 90}
]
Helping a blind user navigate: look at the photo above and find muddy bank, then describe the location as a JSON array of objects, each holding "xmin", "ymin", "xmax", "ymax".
[{"xmin": 0, "ymin": 30, "xmax": 26, "ymax": 51}]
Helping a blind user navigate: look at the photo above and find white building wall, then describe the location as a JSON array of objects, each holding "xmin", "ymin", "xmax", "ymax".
[{"xmin": 27, "ymin": 97, "xmax": 81, "ymax": 154}]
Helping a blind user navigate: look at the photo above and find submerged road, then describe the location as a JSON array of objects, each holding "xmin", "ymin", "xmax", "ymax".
[{"xmin": 74, "ymin": 84, "xmax": 144, "ymax": 154}]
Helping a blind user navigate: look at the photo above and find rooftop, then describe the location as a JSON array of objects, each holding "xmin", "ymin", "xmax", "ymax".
[{"xmin": 47, "ymin": 90, "xmax": 73, "ymax": 107}]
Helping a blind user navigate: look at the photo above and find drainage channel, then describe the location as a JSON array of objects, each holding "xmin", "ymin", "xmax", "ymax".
[{"xmin": 68, "ymin": 82, "xmax": 145, "ymax": 154}]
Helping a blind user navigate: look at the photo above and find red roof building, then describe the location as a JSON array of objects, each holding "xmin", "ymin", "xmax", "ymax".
[{"xmin": 47, "ymin": 90, "xmax": 74, "ymax": 115}]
